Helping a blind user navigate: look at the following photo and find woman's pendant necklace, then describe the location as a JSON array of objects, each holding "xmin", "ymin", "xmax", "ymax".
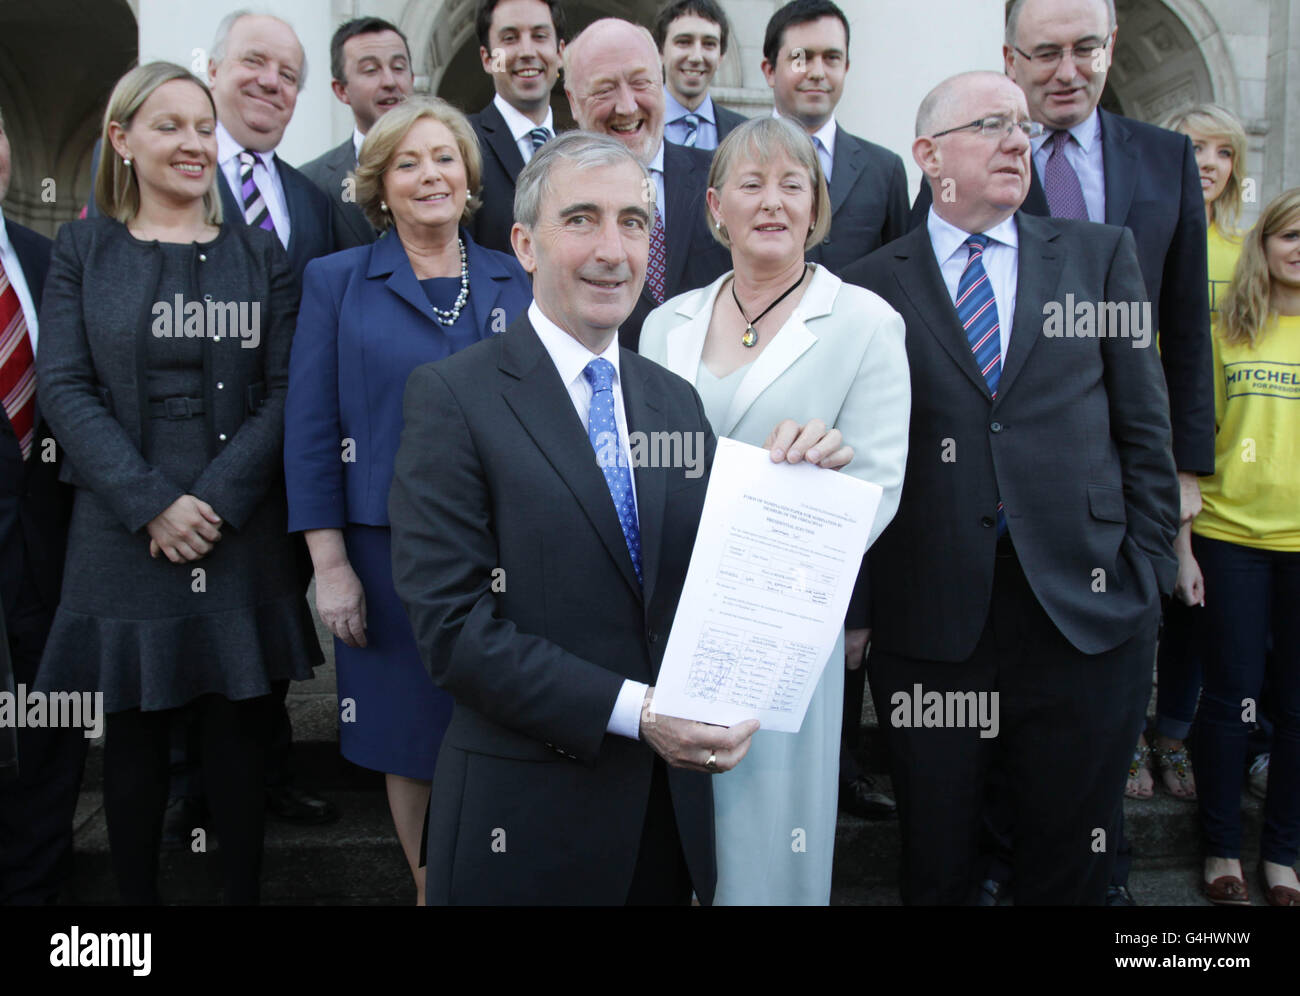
[{"xmin": 731, "ymin": 266, "xmax": 807, "ymax": 348}]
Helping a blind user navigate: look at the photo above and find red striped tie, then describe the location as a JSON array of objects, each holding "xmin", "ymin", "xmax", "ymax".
[{"xmin": 0, "ymin": 256, "xmax": 35, "ymax": 460}]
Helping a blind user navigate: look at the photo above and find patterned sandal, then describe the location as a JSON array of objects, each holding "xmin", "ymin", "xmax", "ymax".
[
  {"xmin": 1152, "ymin": 743, "xmax": 1197, "ymax": 800},
  {"xmin": 1125, "ymin": 743, "xmax": 1153, "ymax": 799}
]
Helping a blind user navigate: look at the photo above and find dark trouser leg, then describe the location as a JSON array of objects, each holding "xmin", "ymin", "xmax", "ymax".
[
  {"xmin": 625, "ymin": 758, "xmax": 692, "ymax": 906},
  {"xmin": 1195, "ymin": 535, "xmax": 1271, "ymax": 860},
  {"xmin": 103, "ymin": 707, "xmax": 173, "ymax": 905},
  {"xmin": 1260, "ymin": 547, "xmax": 1300, "ymax": 867},
  {"xmin": 0, "ymin": 597, "xmax": 89, "ymax": 905},
  {"xmin": 264, "ymin": 678, "xmax": 292, "ymax": 788},
  {"xmin": 197, "ymin": 693, "xmax": 274, "ymax": 905}
]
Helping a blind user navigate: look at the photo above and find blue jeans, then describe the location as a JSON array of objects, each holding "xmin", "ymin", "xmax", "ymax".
[{"xmin": 1194, "ymin": 535, "xmax": 1300, "ymax": 865}]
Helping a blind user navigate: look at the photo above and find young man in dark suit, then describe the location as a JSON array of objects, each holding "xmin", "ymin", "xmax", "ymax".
[
  {"xmin": 762, "ymin": 0, "xmax": 909, "ymax": 276},
  {"xmin": 389, "ymin": 131, "xmax": 852, "ymax": 904},
  {"xmin": 564, "ymin": 17, "xmax": 731, "ymax": 351},
  {"xmin": 300, "ymin": 17, "xmax": 414, "ymax": 250},
  {"xmin": 0, "ymin": 107, "xmax": 86, "ymax": 904},
  {"xmin": 841, "ymin": 71, "xmax": 1179, "ymax": 905},
  {"xmin": 467, "ymin": 0, "xmax": 566, "ymax": 255},
  {"xmin": 207, "ymin": 11, "xmax": 338, "ymax": 824},
  {"xmin": 653, "ymin": 0, "xmax": 747, "ymax": 151}
]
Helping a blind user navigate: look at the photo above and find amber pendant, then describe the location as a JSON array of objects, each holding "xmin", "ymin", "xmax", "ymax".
[{"xmin": 741, "ymin": 325, "xmax": 758, "ymax": 348}]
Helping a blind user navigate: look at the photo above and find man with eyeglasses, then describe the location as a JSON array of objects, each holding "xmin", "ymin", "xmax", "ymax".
[{"xmin": 840, "ymin": 71, "xmax": 1179, "ymax": 905}]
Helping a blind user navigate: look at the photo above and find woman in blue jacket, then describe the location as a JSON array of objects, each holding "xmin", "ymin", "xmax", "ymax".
[{"xmin": 284, "ymin": 97, "xmax": 531, "ymax": 904}]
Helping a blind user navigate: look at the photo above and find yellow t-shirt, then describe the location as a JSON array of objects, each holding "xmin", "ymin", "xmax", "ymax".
[
  {"xmin": 1207, "ymin": 223, "xmax": 1243, "ymax": 318},
  {"xmin": 1194, "ymin": 314, "xmax": 1300, "ymax": 551}
]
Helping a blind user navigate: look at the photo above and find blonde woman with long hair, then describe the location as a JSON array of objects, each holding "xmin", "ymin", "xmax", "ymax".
[{"xmin": 1185, "ymin": 189, "xmax": 1300, "ymax": 905}]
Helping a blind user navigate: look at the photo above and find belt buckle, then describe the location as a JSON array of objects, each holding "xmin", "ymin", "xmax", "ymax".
[{"xmin": 164, "ymin": 397, "xmax": 191, "ymax": 419}]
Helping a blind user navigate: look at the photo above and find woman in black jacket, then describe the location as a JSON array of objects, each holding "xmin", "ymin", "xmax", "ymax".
[{"xmin": 35, "ymin": 62, "xmax": 320, "ymax": 904}]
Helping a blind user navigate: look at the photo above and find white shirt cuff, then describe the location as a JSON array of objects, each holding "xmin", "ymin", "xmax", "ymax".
[{"xmin": 607, "ymin": 680, "xmax": 649, "ymax": 740}]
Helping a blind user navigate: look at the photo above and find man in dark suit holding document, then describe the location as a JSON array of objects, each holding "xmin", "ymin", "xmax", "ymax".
[{"xmin": 388, "ymin": 131, "xmax": 853, "ymax": 905}]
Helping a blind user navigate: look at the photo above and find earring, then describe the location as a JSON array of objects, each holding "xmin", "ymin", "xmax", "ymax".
[
  {"xmin": 380, "ymin": 200, "xmax": 388, "ymax": 212},
  {"xmin": 123, "ymin": 158, "xmax": 131, "ymax": 167}
]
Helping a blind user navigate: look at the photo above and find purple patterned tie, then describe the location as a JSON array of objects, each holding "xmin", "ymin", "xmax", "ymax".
[
  {"xmin": 1042, "ymin": 130, "xmax": 1089, "ymax": 221},
  {"xmin": 238, "ymin": 149, "xmax": 276, "ymax": 232},
  {"xmin": 647, "ymin": 207, "xmax": 667, "ymax": 304}
]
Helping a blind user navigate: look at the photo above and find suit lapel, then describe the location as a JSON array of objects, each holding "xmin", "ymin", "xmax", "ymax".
[
  {"xmin": 499, "ymin": 320, "xmax": 644, "ymax": 600},
  {"xmin": 328, "ymin": 140, "xmax": 374, "ymax": 246},
  {"xmin": 661, "ymin": 142, "xmax": 698, "ymax": 295},
  {"xmin": 464, "ymin": 235, "xmax": 514, "ymax": 338},
  {"xmin": 1099, "ymin": 109, "xmax": 1137, "ymax": 228},
  {"xmin": 892, "ymin": 228, "xmax": 992, "ymax": 398},
  {"xmin": 997, "ymin": 213, "xmax": 1063, "ymax": 400},
  {"xmin": 828, "ymin": 131, "xmax": 865, "ymax": 218},
  {"xmin": 481, "ymin": 102, "xmax": 526, "ymax": 182},
  {"xmin": 218, "ymin": 170, "xmax": 241, "ymax": 222},
  {"xmin": 1024, "ymin": 162, "xmax": 1050, "ymax": 216}
]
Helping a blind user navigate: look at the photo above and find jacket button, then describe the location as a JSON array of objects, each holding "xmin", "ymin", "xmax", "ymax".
[
  {"xmin": 218, "ymin": 433, "xmax": 228, "ymax": 442},
  {"xmin": 216, "ymin": 381, "xmax": 224, "ymax": 389},
  {"xmin": 822, "ymin": 236, "xmax": 831, "ymax": 245},
  {"xmin": 198, "ymin": 253, "xmax": 207, "ymax": 262},
  {"xmin": 990, "ymin": 421, "xmax": 1003, "ymax": 433},
  {"xmin": 648, "ymin": 630, "xmax": 659, "ymax": 644},
  {"xmin": 981, "ymin": 516, "xmax": 995, "ymax": 528}
]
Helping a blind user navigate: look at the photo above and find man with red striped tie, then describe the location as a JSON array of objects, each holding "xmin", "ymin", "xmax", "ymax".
[{"xmin": 0, "ymin": 104, "xmax": 87, "ymax": 904}]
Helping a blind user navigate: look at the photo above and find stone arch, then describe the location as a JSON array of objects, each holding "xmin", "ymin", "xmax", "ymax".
[{"xmin": 0, "ymin": 0, "xmax": 137, "ymax": 232}]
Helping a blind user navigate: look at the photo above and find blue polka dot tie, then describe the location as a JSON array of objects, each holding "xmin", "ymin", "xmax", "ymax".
[{"xmin": 582, "ymin": 358, "xmax": 642, "ymax": 585}]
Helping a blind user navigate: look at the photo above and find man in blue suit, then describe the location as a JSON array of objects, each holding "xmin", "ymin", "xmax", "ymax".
[
  {"xmin": 206, "ymin": 11, "xmax": 339, "ymax": 826},
  {"xmin": 0, "ymin": 107, "xmax": 86, "ymax": 904}
]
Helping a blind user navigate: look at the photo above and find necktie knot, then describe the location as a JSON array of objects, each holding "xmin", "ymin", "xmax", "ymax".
[
  {"xmin": 1050, "ymin": 129, "xmax": 1073, "ymax": 153},
  {"xmin": 582, "ymin": 357, "xmax": 616, "ymax": 394},
  {"xmin": 683, "ymin": 113, "xmax": 701, "ymax": 130},
  {"xmin": 965, "ymin": 233, "xmax": 990, "ymax": 255},
  {"xmin": 239, "ymin": 149, "xmax": 262, "ymax": 169},
  {"xmin": 528, "ymin": 127, "xmax": 552, "ymax": 150}
]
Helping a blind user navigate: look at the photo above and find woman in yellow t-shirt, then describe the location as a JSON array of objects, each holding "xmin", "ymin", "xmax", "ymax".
[
  {"xmin": 1184, "ymin": 189, "xmax": 1300, "ymax": 905},
  {"xmin": 1126, "ymin": 105, "xmax": 1252, "ymax": 804}
]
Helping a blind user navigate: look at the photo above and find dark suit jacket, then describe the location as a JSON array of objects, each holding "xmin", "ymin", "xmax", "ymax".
[
  {"xmin": 285, "ymin": 228, "xmax": 532, "ymax": 530},
  {"xmin": 299, "ymin": 138, "xmax": 377, "ymax": 251},
  {"xmin": 216, "ymin": 157, "xmax": 337, "ymax": 288},
  {"xmin": 908, "ymin": 109, "xmax": 1213, "ymax": 473},
  {"xmin": 388, "ymin": 315, "xmax": 719, "ymax": 905},
  {"xmin": 840, "ymin": 214, "xmax": 1179, "ymax": 660},
  {"xmin": 467, "ymin": 101, "xmax": 530, "ymax": 257},
  {"xmin": 621, "ymin": 141, "xmax": 732, "ymax": 351},
  {"xmin": 806, "ymin": 127, "xmax": 909, "ymax": 275},
  {"xmin": 714, "ymin": 102, "xmax": 747, "ymax": 143},
  {"xmin": 0, "ymin": 219, "xmax": 68, "ymax": 620}
]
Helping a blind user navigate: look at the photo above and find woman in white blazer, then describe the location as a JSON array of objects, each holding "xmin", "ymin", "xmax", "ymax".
[{"xmin": 640, "ymin": 116, "xmax": 910, "ymax": 905}]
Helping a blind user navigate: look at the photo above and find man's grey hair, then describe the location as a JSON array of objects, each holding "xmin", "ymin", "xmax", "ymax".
[
  {"xmin": 513, "ymin": 132, "xmax": 654, "ymax": 230},
  {"xmin": 915, "ymin": 70, "xmax": 1009, "ymax": 136},
  {"xmin": 211, "ymin": 9, "xmax": 308, "ymax": 87},
  {"xmin": 1004, "ymin": 0, "xmax": 1116, "ymax": 48}
]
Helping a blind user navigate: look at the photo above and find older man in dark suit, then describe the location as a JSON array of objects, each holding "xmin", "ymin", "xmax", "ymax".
[
  {"xmin": 300, "ymin": 17, "xmax": 414, "ymax": 250},
  {"xmin": 761, "ymin": 0, "xmax": 909, "ymax": 276},
  {"xmin": 467, "ymin": 0, "xmax": 567, "ymax": 255},
  {"xmin": 389, "ymin": 131, "xmax": 853, "ymax": 904},
  {"xmin": 562, "ymin": 18, "xmax": 731, "ymax": 352},
  {"xmin": 207, "ymin": 11, "xmax": 337, "ymax": 824},
  {"xmin": 841, "ymin": 70, "xmax": 1179, "ymax": 905},
  {"xmin": 0, "ymin": 107, "xmax": 85, "ymax": 904}
]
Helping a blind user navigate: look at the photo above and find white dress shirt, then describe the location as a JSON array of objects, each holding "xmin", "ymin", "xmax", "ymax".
[
  {"xmin": 648, "ymin": 141, "xmax": 667, "ymax": 231},
  {"xmin": 773, "ymin": 109, "xmax": 836, "ymax": 182},
  {"xmin": 0, "ymin": 206, "xmax": 39, "ymax": 354},
  {"xmin": 1031, "ymin": 107, "xmax": 1106, "ymax": 223},
  {"xmin": 493, "ymin": 93, "xmax": 554, "ymax": 166},
  {"xmin": 217, "ymin": 121, "xmax": 292, "ymax": 250},
  {"xmin": 664, "ymin": 90, "xmax": 720, "ymax": 150},
  {"xmin": 528, "ymin": 301, "xmax": 647, "ymax": 740},
  {"xmin": 351, "ymin": 126, "xmax": 365, "ymax": 165},
  {"xmin": 927, "ymin": 207, "xmax": 1019, "ymax": 363}
]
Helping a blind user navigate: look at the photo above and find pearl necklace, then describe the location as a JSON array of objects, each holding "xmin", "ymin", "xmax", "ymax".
[{"xmin": 430, "ymin": 238, "xmax": 470, "ymax": 326}]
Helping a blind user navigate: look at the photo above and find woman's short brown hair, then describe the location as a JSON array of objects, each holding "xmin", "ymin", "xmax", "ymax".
[
  {"xmin": 705, "ymin": 115, "xmax": 831, "ymax": 252},
  {"xmin": 354, "ymin": 96, "xmax": 482, "ymax": 231},
  {"xmin": 96, "ymin": 62, "xmax": 223, "ymax": 226}
]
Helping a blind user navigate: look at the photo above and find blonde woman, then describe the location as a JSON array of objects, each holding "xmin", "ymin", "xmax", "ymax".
[
  {"xmin": 1187, "ymin": 189, "xmax": 1300, "ymax": 905},
  {"xmin": 639, "ymin": 117, "xmax": 909, "ymax": 904},
  {"xmin": 35, "ymin": 62, "xmax": 321, "ymax": 904},
  {"xmin": 284, "ymin": 96, "xmax": 531, "ymax": 904}
]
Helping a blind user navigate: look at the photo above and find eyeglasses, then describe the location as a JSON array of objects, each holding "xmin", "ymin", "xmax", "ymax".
[
  {"xmin": 1011, "ymin": 39, "xmax": 1110, "ymax": 70},
  {"xmin": 930, "ymin": 116, "xmax": 1045, "ymax": 140}
]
